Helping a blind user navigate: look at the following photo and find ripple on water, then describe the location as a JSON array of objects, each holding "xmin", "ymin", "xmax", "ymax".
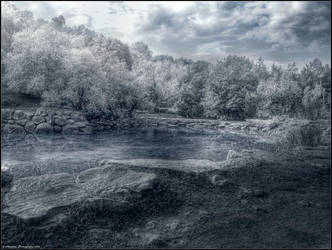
[{"xmin": 1, "ymin": 128, "xmax": 276, "ymax": 179}]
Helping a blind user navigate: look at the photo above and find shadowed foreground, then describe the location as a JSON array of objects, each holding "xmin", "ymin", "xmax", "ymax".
[{"xmin": 2, "ymin": 146, "xmax": 330, "ymax": 248}]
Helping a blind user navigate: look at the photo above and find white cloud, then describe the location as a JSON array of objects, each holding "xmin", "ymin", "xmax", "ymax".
[{"xmin": 11, "ymin": 1, "xmax": 331, "ymax": 66}]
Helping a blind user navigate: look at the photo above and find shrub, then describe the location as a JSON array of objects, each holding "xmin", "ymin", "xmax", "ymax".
[{"xmin": 276, "ymin": 123, "xmax": 321, "ymax": 150}]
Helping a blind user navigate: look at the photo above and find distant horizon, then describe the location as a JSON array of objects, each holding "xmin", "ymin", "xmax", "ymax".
[{"xmin": 10, "ymin": 1, "xmax": 331, "ymax": 68}]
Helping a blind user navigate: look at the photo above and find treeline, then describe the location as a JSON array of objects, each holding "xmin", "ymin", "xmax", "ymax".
[{"xmin": 1, "ymin": 3, "xmax": 331, "ymax": 120}]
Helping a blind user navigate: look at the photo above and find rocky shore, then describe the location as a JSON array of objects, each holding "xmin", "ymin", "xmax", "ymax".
[
  {"xmin": 2, "ymin": 108, "xmax": 330, "ymax": 149},
  {"xmin": 1, "ymin": 108, "xmax": 93, "ymax": 138},
  {"xmin": 1, "ymin": 108, "xmax": 330, "ymax": 248},
  {"xmin": 134, "ymin": 113, "xmax": 331, "ymax": 147},
  {"xmin": 1, "ymin": 146, "xmax": 330, "ymax": 248}
]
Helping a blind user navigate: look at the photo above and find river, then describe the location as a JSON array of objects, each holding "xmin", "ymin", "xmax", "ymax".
[{"xmin": 1, "ymin": 128, "xmax": 276, "ymax": 179}]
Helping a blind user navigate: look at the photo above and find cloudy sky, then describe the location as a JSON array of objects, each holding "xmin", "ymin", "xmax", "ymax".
[{"xmin": 12, "ymin": 1, "xmax": 331, "ymax": 66}]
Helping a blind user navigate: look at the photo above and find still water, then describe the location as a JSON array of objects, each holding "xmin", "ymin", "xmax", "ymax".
[{"xmin": 1, "ymin": 128, "xmax": 275, "ymax": 179}]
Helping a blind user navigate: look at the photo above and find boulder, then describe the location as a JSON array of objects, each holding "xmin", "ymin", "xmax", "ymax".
[
  {"xmin": 62, "ymin": 124, "xmax": 79, "ymax": 135},
  {"xmin": 53, "ymin": 125, "xmax": 62, "ymax": 133},
  {"xmin": 35, "ymin": 122, "xmax": 53, "ymax": 134},
  {"xmin": 16, "ymin": 119, "xmax": 28, "ymax": 126},
  {"xmin": 24, "ymin": 121, "xmax": 36, "ymax": 133},
  {"xmin": 226, "ymin": 150, "xmax": 241, "ymax": 160},
  {"xmin": 71, "ymin": 112, "xmax": 85, "ymax": 121},
  {"xmin": 268, "ymin": 122, "xmax": 279, "ymax": 130},
  {"xmin": 12, "ymin": 110, "xmax": 25, "ymax": 120},
  {"xmin": 63, "ymin": 110, "xmax": 73, "ymax": 115},
  {"xmin": 32, "ymin": 116, "xmax": 46, "ymax": 125},
  {"xmin": 13, "ymin": 110, "xmax": 33, "ymax": 120},
  {"xmin": 221, "ymin": 149, "xmax": 282, "ymax": 172},
  {"xmin": 55, "ymin": 110, "xmax": 64, "ymax": 116},
  {"xmin": 2, "ymin": 109, "xmax": 14, "ymax": 120},
  {"xmin": 3, "ymin": 166, "xmax": 157, "ymax": 220},
  {"xmin": 46, "ymin": 113, "xmax": 55, "ymax": 124},
  {"xmin": 210, "ymin": 175, "xmax": 235, "ymax": 188},
  {"xmin": 35, "ymin": 107, "xmax": 48, "ymax": 117},
  {"xmin": 3, "ymin": 124, "xmax": 25, "ymax": 134},
  {"xmin": 67, "ymin": 119, "xmax": 75, "ymax": 124},
  {"xmin": 53, "ymin": 116, "xmax": 67, "ymax": 127}
]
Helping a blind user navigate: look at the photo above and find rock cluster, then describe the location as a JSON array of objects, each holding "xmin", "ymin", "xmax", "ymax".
[
  {"xmin": 1, "ymin": 108, "xmax": 93, "ymax": 136},
  {"xmin": 135, "ymin": 114, "xmax": 331, "ymax": 147},
  {"xmin": 2, "ymin": 109, "xmax": 330, "ymax": 146}
]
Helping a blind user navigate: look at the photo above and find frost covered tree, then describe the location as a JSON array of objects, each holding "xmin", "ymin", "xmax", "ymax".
[
  {"xmin": 176, "ymin": 61, "xmax": 210, "ymax": 118},
  {"xmin": 300, "ymin": 59, "xmax": 331, "ymax": 119},
  {"xmin": 256, "ymin": 63, "xmax": 302, "ymax": 118},
  {"xmin": 203, "ymin": 55, "xmax": 258, "ymax": 120},
  {"xmin": 1, "ymin": 3, "xmax": 329, "ymax": 121},
  {"xmin": 6, "ymin": 23, "xmax": 69, "ymax": 97}
]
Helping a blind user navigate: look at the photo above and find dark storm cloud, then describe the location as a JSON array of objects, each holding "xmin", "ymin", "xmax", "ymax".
[{"xmin": 136, "ymin": 1, "xmax": 331, "ymax": 66}]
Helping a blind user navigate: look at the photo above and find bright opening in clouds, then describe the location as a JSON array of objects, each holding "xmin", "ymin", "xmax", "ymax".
[{"xmin": 12, "ymin": 1, "xmax": 331, "ymax": 66}]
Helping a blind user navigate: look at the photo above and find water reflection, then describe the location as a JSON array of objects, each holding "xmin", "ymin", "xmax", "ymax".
[{"xmin": 1, "ymin": 128, "xmax": 276, "ymax": 179}]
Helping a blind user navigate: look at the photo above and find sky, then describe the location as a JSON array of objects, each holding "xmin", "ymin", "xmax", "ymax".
[{"xmin": 12, "ymin": 1, "xmax": 331, "ymax": 67}]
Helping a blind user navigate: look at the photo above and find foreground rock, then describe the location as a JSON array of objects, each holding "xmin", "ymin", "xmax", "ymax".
[
  {"xmin": 3, "ymin": 166, "xmax": 157, "ymax": 220},
  {"xmin": 99, "ymin": 158, "xmax": 224, "ymax": 173},
  {"xmin": 2, "ymin": 147, "xmax": 330, "ymax": 248}
]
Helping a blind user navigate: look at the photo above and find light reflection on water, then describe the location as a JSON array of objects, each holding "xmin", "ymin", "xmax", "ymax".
[{"xmin": 1, "ymin": 128, "xmax": 276, "ymax": 179}]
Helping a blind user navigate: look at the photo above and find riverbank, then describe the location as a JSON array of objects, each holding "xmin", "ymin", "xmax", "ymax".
[
  {"xmin": 1, "ymin": 107, "xmax": 330, "ymax": 248},
  {"xmin": 2, "ymin": 108, "xmax": 330, "ymax": 148},
  {"xmin": 134, "ymin": 113, "xmax": 331, "ymax": 147},
  {"xmin": 2, "ymin": 146, "xmax": 330, "ymax": 248}
]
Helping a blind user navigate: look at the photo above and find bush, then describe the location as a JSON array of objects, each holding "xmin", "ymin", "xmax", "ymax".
[{"xmin": 276, "ymin": 124, "xmax": 321, "ymax": 150}]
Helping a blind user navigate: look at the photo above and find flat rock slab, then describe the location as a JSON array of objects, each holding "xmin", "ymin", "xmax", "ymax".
[
  {"xmin": 3, "ymin": 166, "xmax": 156, "ymax": 220},
  {"xmin": 99, "ymin": 159, "xmax": 225, "ymax": 173},
  {"xmin": 99, "ymin": 149, "xmax": 282, "ymax": 174}
]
